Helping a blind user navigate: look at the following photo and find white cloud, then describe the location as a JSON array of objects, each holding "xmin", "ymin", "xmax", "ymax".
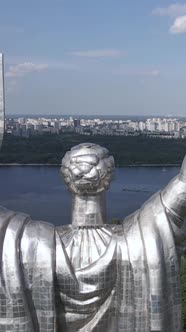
[
  {"xmin": 170, "ymin": 15, "xmax": 186, "ymax": 33},
  {"xmin": 5, "ymin": 62, "xmax": 48, "ymax": 78},
  {"xmin": 149, "ymin": 70, "xmax": 160, "ymax": 77},
  {"xmin": 113, "ymin": 68, "xmax": 160, "ymax": 77},
  {"xmin": 136, "ymin": 69, "xmax": 160, "ymax": 77},
  {"xmin": 5, "ymin": 59, "xmax": 79, "ymax": 94},
  {"xmin": 68, "ymin": 49, "xmax": 126, "ymax": 58},
  {"xmin": 49, "ymin": 61, "xmax": 79, "ymax": 71},
  {"xmin": 153, "ymin": 3, "xmax": 186, "ymax": 17}
]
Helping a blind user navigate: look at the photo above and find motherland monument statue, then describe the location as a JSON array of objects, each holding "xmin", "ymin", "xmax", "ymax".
[{"xmin": 0, "ymin": 54, "xmax": 186, "ymax": 332}]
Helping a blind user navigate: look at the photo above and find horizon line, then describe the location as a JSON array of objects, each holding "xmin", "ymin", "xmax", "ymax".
[{"xmin": 5, "ymin": 113, "xmax": 184, "ymax": 118}]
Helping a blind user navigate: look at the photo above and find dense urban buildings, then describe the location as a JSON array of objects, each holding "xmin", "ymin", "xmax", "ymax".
[{"xmin": 5, "ymin": 116, "xmax": 186, "ymax": 139}]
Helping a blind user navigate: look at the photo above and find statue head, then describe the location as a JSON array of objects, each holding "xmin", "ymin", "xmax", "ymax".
[{"xmin": 61, "ymin": 143, "xmax": 115, "ymax": 195}]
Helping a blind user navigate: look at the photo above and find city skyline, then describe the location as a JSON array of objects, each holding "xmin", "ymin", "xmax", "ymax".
[
  {"xmin": 5, "ymin": 115, "xmax": 186, "ymax": 139},
  {"xmin": 1, "ymin": 1, "xmax": 186, "ymax": 116}
]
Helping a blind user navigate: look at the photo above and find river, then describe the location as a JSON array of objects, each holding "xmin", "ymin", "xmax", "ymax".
[{"xmin": 0, "ymin": 166, "xmax": 180, "ymax": 225}]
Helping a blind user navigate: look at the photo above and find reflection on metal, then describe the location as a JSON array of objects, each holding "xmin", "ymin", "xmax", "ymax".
[
  {"xmin": 0, "ymin": 143, "xmax": 186, "ymax": 331},
  {"xmin": 0, "ymin": 54, "xmax": 4, "ymax": 150},
  {"xmin": 61, "ymin": 143, "xmax": 115, "ymax": 226}
]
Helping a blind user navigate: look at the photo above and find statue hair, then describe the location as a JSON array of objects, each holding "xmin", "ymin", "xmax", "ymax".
[{"xmin": 61, "ymin": 143, "xmax": 115, "ymax": 195}]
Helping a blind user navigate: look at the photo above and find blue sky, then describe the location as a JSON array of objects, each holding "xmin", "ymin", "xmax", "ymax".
[{"xmin": 1, "ymin": 0, "xmax": 186, "ymax": 116}]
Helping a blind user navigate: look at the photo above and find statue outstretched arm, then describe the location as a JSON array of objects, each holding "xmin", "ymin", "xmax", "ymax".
[
  {"xmin": 161, "ymin": 155, "xmax": 186, "ymax": 222},
  {"xmin": 161, "ymin": 156, "xmax": 186, "ymax": 251}
]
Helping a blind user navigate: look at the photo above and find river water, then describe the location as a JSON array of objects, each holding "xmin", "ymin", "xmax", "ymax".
[{"xmin": 0, "ymin": 166, "xmax": 180, "ymax": 225}]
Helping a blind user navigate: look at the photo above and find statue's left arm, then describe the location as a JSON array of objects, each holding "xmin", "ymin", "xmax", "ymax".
[{"xmin": 161, "ymin": 155, "xmax": 186, "ymax": 250}]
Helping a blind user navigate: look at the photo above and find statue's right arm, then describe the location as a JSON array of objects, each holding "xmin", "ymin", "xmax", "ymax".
[
  {"xmin": 161, "ymin": 155, "xmax": 186, "ymax": 250},
  {"xmin": 161, "ymin": 155, "xmax": 186, "ymax": 221}
]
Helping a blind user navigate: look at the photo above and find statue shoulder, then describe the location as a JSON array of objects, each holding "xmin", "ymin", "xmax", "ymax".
[
  {"xmin": 135, "ymin": 191, "xmax": 161, "ymax": 215},
  {"xmin": 22, "ymin": 218, "xmax": 55, "ymax": 243},
  {"xmin": 21, "ymin": 218, "xmax": 55, "ymax": 270},
  {"xmin": 122, "ymin": 191, "xmax": 162, "ymax": 227},
  {"xmin": 0, "ymin": 206, "xmax": 30, "ymax": 230},
  {"xmin": 0, "ymin": 205, "xmax": 55, "ymax": 244}
]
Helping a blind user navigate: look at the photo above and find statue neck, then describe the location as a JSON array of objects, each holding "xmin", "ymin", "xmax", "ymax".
[{"xmin": 72, "ymin": 193, "xmax": 106, "ymax": 226}]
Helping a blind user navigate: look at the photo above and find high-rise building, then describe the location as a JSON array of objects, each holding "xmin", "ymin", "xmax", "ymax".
[
  {"xmin": 0, "ymin": 53, "xmax": 4, "ymax": 149},
  {"xmin": 139, "ymin": 121, "xmax": 145, "ymax": 131},
  {"xmin": 74, "ymin": 119, "xmax": 81, "ymax": 128}
]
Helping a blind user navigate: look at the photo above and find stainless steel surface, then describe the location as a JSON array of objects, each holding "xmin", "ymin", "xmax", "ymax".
[
  {"xmin": 0, "ymin": 142, "xmax": 186, "ymax": 331},
  {"xmin": 61, "ymin": 143, "xmax": 115, "ymax": 196},
  {"xmin": 0, "ymin": 54, "xmax": 4, "ymax": 150},
  {"xmin": 61, "ymin": 143, "xmax": 114, "ymax": 226}
]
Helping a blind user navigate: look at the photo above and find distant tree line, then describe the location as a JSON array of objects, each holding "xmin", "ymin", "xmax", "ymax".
[{"xmin": 0, "ymin": 132, "xmax": 186, "ymax": 165}]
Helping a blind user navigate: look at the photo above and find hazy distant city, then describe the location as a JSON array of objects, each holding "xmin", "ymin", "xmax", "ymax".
[{"xmin": 5, "ymin": 116, "xmax": 186, "ymax": 139}]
